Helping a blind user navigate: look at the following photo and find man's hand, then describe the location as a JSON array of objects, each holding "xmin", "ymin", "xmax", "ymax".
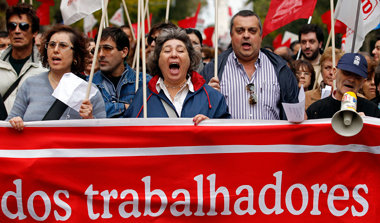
[{"xmin": 208, "ymin": 77, "xmax": 220, "ymax": 91}]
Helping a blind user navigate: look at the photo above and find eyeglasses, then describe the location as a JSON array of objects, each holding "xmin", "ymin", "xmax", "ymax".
[
  {"xmin": 7, "ymin": 22, "xmax": 30, "ymax": 31},
  {"xmin": 98, "ymin": 44, "xmax": 115, "ymax": 53},
  {"xmin": 45, "ymin": 41, "xmax": 74, "ymax": 51},
  {"xmin": 147, "ymin": 36, "xmax": 157, "ymax": 45},
  {"xmin": 246, "ymin": 83, "xmax": 257, "ymax": 105},
  {"xmin": 296, "ymin": 71, "xmax": 311, "ymax": 77}
]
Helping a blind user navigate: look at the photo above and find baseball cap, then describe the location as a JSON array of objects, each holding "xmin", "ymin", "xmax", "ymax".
[{"xmin": 337, "ymin": 53, "xmax": 368, "ymax": 78}]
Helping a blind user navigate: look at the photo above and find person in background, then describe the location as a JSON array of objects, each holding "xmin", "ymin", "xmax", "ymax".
[
  {"xmin": 371, "ymin": 65, "xmax": 380, "ymax": 109},
  {"xmin": 305, "ymin": 47, "xmax": 343, "ymax": 109},
  {"xmin": 7, "ymin": 25, "xmax": 106, "ymax": 131},
  {"xmin": 360, "ymin": 60, "xmax": 377, "ymax": 100},
  {"xmin": 201, "ymin": 10, "xmax": 298, "ymax": 120},
  {"xmin": 121, "ymin": 25, "xmax": 136, "ymax": 67},
  {"xmin": 0, "ymin": 31, "xmax": 10, "ymax": 52},
  {"xmin": 298, "ymin": 24, "xmax": 324, "ymax": 87},
  {"xmin": 185, "ymin": 28, "xmax": 203, "ymax": 72},
  {"xmin": 34, "ymin": 32, "xmax": 43, "ymax": 49},
  {"xmin": 0, "ymin": 3, "xmax": 47, "ymax": 114},
  {"xmin": 306, "ymin": 53, "xmax": 380, "ymax": 119},
  {"xmin": 83, "ymin": 37, "xmax": 99, "ymax": 76},
  {"xmin": 201, "ymin": 46, "xmax": 214, "ymax": 64},
  {"xmin": 291, "ymin": 59, "xmax": 315, "ymax": 91},
  {"xmin": 290, "ymin": 40, "xmax": 300, "ymax": 57},
  {"xmin": 274, "ymin": 46, "xmax": 293, "ymax": 67},
  {"xmin": 147, "ymin": 22, "xmax": 177, "ymax": 53},
  {"xmin": 92, "ymin": 27, "xmax": 148, "ymax": 118},
  {"xmin": 125, "ymin": 28, "xmax": 230, "ymax": 124},
  {"xmin": 372, "ymin": 35, "xmax": 380, "ymax": 64}
]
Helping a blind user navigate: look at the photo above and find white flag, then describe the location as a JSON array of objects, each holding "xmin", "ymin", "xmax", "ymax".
[
  {"xmin": 83, "ymin": 14, "xmax": 97, "ymax": 34},
  {"xmin": 110, "ymin": 7, "xmax": 124, "ymax": 27},
  {"xmin": 335, "ymin": 0, "xmax": 380, "ymax": 52},
  {"xmin": 60, "ymin": 0, "xmax": 102, "ymax": 25}
]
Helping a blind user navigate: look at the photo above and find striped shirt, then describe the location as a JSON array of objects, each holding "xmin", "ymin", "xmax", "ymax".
[{"xmin": 220, "ymin": 50, "xmax": 280, "ymax": 119}]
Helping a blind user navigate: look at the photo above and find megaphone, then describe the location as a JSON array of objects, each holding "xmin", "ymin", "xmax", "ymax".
[{"xmin": 331, "ymin": 92, "xmax": 363, "ymax": 137}]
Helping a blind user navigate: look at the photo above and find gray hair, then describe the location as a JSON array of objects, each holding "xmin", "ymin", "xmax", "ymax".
[
  {"xmin": 230, "ymin": 10, "xmax": 262, "ymax": 36},
  {"xmin": 148, "ymin": 28, "xmax": 201, "ymax": 78}
]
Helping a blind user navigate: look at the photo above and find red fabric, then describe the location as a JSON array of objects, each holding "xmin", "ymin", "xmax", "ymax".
[
  {"xmin": 6, "ymin": 0, "xmax": 18, "ymax": 7},
  {"xmin": 132, "ymin": 13, "xmax": 152, "ymax": 39},
  {"xmin": 87, "ymin": 28, "xmax": 98, "ymax": 38},
  {"xmin": 36, "ymin": 0, "xmax": 54, "ymax": 25},
  {"xmin": 203, "ymin": 26, "xmax": 214, "ymax": 47},
  {"xmin": 0, "ymin": 120, "xmax": 379, "ymax": 221},
  {"xmin": 178, "ymin": 2, "xmax": 201, "ymax": 29},
  {"xmin": 321, "ymin": 10, "xmax": 347, "ymax": 34},
  {"xmin": 263, "ymin": 0, "xmax": 317, "ymax": 37}
]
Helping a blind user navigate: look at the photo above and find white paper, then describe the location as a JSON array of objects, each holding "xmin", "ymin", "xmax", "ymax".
[
  {"xmin": 321, "ymin": 85, "xmax": 332, "ymax": 99},
  {"xmin": 282, "ymin": 85, "xmax": 305, "ymax": 123},
  {"xmin": 52, "ymin": 73, "xmax": 98, "ymax": 112}
]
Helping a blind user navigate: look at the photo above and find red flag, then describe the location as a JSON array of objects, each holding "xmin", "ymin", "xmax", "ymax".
[
  {"xmin": 321, "ymin": 10, "xmax": 347, "ymax": 34},
  {"xmin": 6, "ymin": 0, "xmax": 18, "ymax": 7},
  {"xmin": 203, "ymin": 26, "xmax": 214, "ymax": 47},
  {"xmin": 36, "ymin": 0, "xmax": 54, "ymax": 25},
  {"xmin": 272, "ymin": 33, "xmax": 292, "ymax": 49},
  {"xmin": 262, "ymin": 0, "xmax": 317, "ymax": 37},
  {"xmin": 178, "ymin": 2, "xmax": 201, "ymax": 29},
  {"xmin": 132, "ymin": 13, "xmax": 152, "ymax": 39}
]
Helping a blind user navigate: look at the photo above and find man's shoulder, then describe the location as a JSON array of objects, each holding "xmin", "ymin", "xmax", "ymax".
[
  {"xmin": 306, "ymin": 96, "xmax": 338, "ymax": 119},
  {"xmin": 357, "ymin": 97, "xmax": 380, "ymax": 117}
]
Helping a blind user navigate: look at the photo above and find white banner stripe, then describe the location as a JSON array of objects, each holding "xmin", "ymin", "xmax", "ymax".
[{"xmin": 0, "ymin": 144, "xmax": 379, "ymax": 158}]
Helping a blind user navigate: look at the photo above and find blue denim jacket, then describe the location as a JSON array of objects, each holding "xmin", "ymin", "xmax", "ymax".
[{"xmin": 92, "ymin": 65, "xmax": 150, "ymax": 118}]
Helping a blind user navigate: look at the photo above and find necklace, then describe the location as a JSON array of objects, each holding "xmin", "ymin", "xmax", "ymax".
[{"xmin": 164, "ymin": 81, "xmax": 187, "ymax": 89}]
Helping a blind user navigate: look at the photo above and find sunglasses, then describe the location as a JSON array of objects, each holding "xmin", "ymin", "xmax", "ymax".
[
  {"xmin": 246, "ymin": 83, "xmax": 257, "ymax": 105},
  {"xmin": 7, "ymin": 22, "xmax": 30, "ymax": 31},
  {"xmin": 147, "ymin": 36, "xmax": 157, "ymax": 45}
]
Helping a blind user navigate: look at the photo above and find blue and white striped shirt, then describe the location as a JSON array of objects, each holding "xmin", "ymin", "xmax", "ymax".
[{"xmin": 220, "ymin": 50, "xmax": 280, "ymax": 119}]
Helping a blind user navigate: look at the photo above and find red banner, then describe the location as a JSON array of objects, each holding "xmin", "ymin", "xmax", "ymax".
[{"xmin": 0, "ymin": 118, "xmax": 379, "ymax": 222}]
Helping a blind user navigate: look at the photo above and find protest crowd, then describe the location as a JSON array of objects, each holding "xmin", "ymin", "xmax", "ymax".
[{"xmin": 0, "ymin": 1, "xmax": 380, "ymax": 130}]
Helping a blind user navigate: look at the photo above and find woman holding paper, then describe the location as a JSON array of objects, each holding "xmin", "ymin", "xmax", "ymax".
[
  {"xmin": 7, "ymin": 25, "xmax": 106, "ymax": 131},
  {"xmin": 124, "ymin": 28, "xmax": 230, "ymax": 124}
]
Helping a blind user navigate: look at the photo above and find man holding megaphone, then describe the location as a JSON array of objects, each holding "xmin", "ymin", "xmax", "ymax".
[{"xmin": 306, "ymin": 53, "xmax": 380, "ymax": 120}]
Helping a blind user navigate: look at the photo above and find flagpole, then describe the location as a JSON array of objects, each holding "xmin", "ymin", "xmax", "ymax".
[
  {"xmin": 135, "ymin": 0, "xmax": 142, "ymax": 91},
  {"xmin": 147, "ymin": 1, "xmax": 151, "ymax": 31},
  {"xmin": 213, "ymin": 0, "xmax": 218, "ymax": 78},
  {"xmin": 86, "ymin": 0, "xmax": 108, "ymax": 99},
  {"xmin": 351, "ymin": 0, "xmax": 361, "ymax": 53},
  {"xmin": 165, "ymin": 0, "xmax": 170, "ymax": 23},
  {"xmin": 330, "ymin": 0, "xmax": 336, "ymax": 69},
  {"xmin": 121, "ymin": 0, "xmax": 136, "ymax": 41},
  {"xmin": 141, "ymin": 0, "xmax": 147, "ymax": 118},
  {"xmin": 296, "ymin": 16, "xmax": 312, "ymax": 60}
]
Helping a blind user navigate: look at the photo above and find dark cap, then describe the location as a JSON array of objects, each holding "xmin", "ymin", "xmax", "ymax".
[{"xmin": 337, "ymin": 53, "xmax": 368, "ymax": 78}]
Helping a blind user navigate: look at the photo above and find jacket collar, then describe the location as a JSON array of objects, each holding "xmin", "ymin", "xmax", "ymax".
[
  {"xmin": 148, "ymin": 71, "xmax": 206, "ymax": 94},
  {"xmin": 1, "ymin": 45, "xmax": 40, "ymax": 64}
]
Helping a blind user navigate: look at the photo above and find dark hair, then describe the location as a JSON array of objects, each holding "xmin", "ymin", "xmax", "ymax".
[
  {"xmin": 6, "ymin": 3, "xmax": 39, "ymax": 34},
  {"xmin": 290, "ymin": 41, "xmax": 299, "ymax": 52},
  {"xmin": 374, "ymin": 65, "xmax": 380, "ymax": 96},
  {"xmin": 298, "ymin": 24, "xmax": 324, "ymax": 46},
  {"xmin": 99, "ymin": 27, "xmax": 129, "ymax": 51},
  {"xmin": 40, "ymin": 24, "xmax": 88, "ymax": 74},
  {"xmin": 291, "ymin": 59, "xmax": 316, "ymax": 91},
  {"xmin": 0, "ymin": 31, "xmax": 8, "ymax": 38},
  {"xmin": 185, "ymin": 28, "xmax": 203, "ymax": 46},
  {"xmin": 230, "ymin": 10, "xmax": 262, "ymax": 36},
  {"xmin": 147, "ymin": 22, "xmax": 177, "ymax": 45},
  {"xmin": 148, "ymin": 28, "xmax": 201, "ymax": 78}
]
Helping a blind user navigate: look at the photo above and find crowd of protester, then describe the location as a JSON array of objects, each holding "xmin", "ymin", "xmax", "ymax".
[{"xmin": 1, "ymin": 3, "xmax": 380, "ymax": 130}]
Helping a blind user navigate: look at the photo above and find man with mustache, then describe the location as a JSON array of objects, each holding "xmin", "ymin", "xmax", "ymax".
[
  {"xmin": 0, "ymin": 3, "xmax": 46, "ymax": 117},
  {"xmin": 201, "ymin": 10, "xmax": 298, "ymax": 120},
  {"xmin": 306, "ymin": 53, "xmax": 380, "ymax": 119},
  {"xmin": 92, "ymin": 27, "xmax": 147, "ymax": 118},
  {"xmin": 298, "ymin": 24, "xmax": 324, "ymax": 87}
]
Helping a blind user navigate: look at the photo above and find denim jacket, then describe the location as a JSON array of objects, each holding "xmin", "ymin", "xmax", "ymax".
[{"xmin": 92, "ymin": 65, "xmax": 150, "ymax": 118}]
